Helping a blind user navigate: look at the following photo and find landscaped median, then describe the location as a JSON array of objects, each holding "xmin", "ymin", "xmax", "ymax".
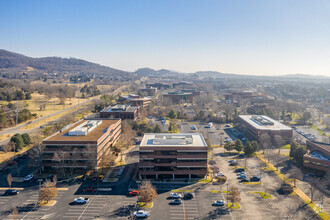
[
  {"xmin": 242, "ymin": 182, "xmax": 262, "ymax": 185},
  {"xmin": 256, "ymin": 153, "xmax": 329, "ymax": 220},
  {"xmin": 227, "ymin": 202, "xmax": 241, "ymax": 209},
  {"xmin": 138, "ymin": 202, "xmax": 154, "ymax": 208},
  {"xmin": 39, "ymin": 200, "xmax": 57, "ymax": 207},
  {"xmin": 248, "ymin": 191, "xmax": 273, "ymax": 199}
]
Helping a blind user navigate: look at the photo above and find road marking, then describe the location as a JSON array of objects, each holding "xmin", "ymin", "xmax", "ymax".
[{"xmin": 77, "ymin": 196, "xmax": 95, "ymax": 220}]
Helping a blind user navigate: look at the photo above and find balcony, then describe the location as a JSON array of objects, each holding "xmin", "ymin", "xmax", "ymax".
[
  {"xmin": 139, "ymin": 153, "xmax": 207, "ymax": 159},
  {"xmin": 139, "ymin": 170, "xmax": 207, "ymax": 175},
  {"xmin": 139, "ymin": 161, "xmax": 207, "ymax": 167}
]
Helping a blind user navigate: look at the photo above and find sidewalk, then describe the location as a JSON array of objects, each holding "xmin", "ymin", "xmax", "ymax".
[{"xmin": 256, "ymin": 153, "xmax": 329, "ymax": 220}]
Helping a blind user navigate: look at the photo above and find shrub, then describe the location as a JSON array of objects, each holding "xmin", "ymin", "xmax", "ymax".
[
  {"xmin": 10, "ymin": 133, "xmax": 25, "ymax": 151},
  {"xmin": 22, "ymin": 133, "xmax": 31, "ymax": 145}
]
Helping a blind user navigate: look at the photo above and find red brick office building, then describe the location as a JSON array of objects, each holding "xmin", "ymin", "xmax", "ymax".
[
  {"xmin": 42, "ymin": 119, "xmax": 121, "ymax": 171},
  {"xmin": 304, "ymin": 140, "xmax": 330, "ymax": 173},
  {"xmin": 238, "ymin": 115, "xmax": 293, "ymax": 143},
  {"xmin": 139, "ymin": 133, "xmax": 208, "ymax": 180}
]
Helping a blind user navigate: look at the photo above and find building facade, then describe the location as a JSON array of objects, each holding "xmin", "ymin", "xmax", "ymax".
[
  {"xmin": 163, "ymin": 92, "xmax": 193, "ymax": 103},
  {"xmin": 139, "ymin": 133, "xmax": 208, "ymax": 180},
  {"xmin": 237, "ymin": 115, "xmax": 293, "ymax": 143},
  {"xmin": 100, "ymin": 104, "xmax": 139, "ymax": 121},
  {"xmin": 304, "ymin": 140, "xmax": 330, "ymax": 173},
  {"xmin": 41, "ymin": 119, "xmax": 121, "ymax": 171},
  {"xmin": 118, "ymin": 94, "xmax": 152, "ymax": 108}
]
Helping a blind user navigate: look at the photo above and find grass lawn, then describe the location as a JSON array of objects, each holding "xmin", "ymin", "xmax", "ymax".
[
  {"xmin": 311, "ymin": 124, "xmax": 330, "ymax": 137},
  {"xmin": 39, "ymin": 200, "xmax": 57, "ymax": 207},
  {"xmin": 171, "ymin": 189, "xmax": 194, "ymax": 193},
  {"xmin": 242, "ymin": 182, "xmax": 262, "ymax": 185},
  {"xmin": 248, "ymin": 191, "xmax": 273, "ymax": 199},
  {"xmin": 280, "ymin": 144, "xmax": 291, "ymax": 149},
  {"xmin": 0, "ymin": 145, "xmax": 33, "ymax": 164},
  {"xmin": 199, "ymin": 175, "xmax": 212, "ymax": 183},
  {"xmin": 138, "ymin": 202, "xmax": 154, "ymax": 208},
  {"xmin": 227, "ymin": 203, "xmax": 241, "ymax": 209}
]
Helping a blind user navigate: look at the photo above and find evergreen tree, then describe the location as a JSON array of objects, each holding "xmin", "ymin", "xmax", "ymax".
[{"xmin": 235, "ymin": 139, "xmax": 244, "ymax": 152}]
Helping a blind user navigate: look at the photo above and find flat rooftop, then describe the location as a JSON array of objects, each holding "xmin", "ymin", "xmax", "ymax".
[
  {"xmin": 239, "ymin": 115, "xmax": 292, "ymax": 131},
  {"xmin": 102, "ymin": 104, "xmax": 138, "ymax": 113},
  {"xmin": 43, "ymin": 119, "xmax": 119, "ymax": 142},
  {"xmin": 140, "ymin": 133, "xmax": 207, "ymax": 147}
]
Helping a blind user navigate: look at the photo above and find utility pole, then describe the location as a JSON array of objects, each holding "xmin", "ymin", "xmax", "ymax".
[{"xmin": 16, "ymin": 100, "xmax": 18, "ymax": 126}]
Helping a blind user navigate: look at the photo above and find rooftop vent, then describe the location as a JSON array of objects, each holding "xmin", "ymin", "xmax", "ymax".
[{"xmin": 68, "ymin": 120, "xmax": 102, "ymax": 136}]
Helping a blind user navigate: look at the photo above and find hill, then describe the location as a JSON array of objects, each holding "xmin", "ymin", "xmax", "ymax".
[{"xmin": 0, "ymin": 49, "xmax": 129, "ymax": 76}]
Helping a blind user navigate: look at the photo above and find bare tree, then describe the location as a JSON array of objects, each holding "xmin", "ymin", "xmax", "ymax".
[
  {"xmin": 274, "ymin": 135, "xmax": 285, "ymax": 154},
  {"xmin": 228, "ymin": 185, "xmax": 241, "ymax": 207},
  {"xmin": 53, "ymin": 151, "xmax": 68, "ymax": 176},
  {"xmin": 39, "ymin": 181, "xmax": 58, "ymax": 204},
  {"xmin": 259, "ymin": 133, "xmax": 272, "ymax": 154},
  {"xmin": 288, "ymin": 166, "xmax": 303, "ymax": 187},
  {"xmin": 7, "ymin": 173, "xmax": 12, "ymax": 188},
  {"xmin": 138, "ymin": 181, "xmax": 158, "ymax": 203},
  {"xmin": 3, "ymin": 142, "xmax": 15, "ymax": 152}
]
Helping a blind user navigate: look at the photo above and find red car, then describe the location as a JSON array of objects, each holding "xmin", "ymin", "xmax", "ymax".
[
  {"xmin": 129, "ymin": 190, "xmax": 139, "ymax": 196},
  {"xmin": 83, "ymin": 187, "xmax": 97, "ymax": 193}
]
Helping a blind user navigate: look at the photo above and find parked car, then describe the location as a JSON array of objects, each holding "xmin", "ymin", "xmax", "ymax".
[
  {"xmin": 191, "ymin": 125, "xmax": 197, "ymax": 130},
  {"xmin": 235, "ymin": 168, "xmax": 245, "ymax": 173},
  {"xmin": 237, "ymin": 174, "xmax": 247, "ymax": 179},
  {"xmin": 281, "ymin": 184, "xmax": 293, "ymax": 194},
  {"xmin": 40, "ymin": 125, "xmax": 45, "ymax": 128},
  {"xmin": 73, "ymin": 197, "xmax": 89, "ymax": 204},
  {"xmin": 225, "ymin": 124, "xmax": 231, "ymax": 127},
  {"xmin": 250, "ymin": 176, "xmax": 261, "ymax": 182},
  {"xmin": 24, "ymin": 174, "xmax": 34, "ymax": 182},
  {"xmin": 228, "ymin": 159, "xmax": 236, "ymax": 163},
  {"xmin": 83, "ymin": 187, "xmax": 97, "ymax": 193},
  {"xmin": 240, "ymin": 178, "xmax": 250, "ymax": 183},
  {"xmin": 128, "ymin": 190, "xmax": 139, "ymax": 196},
  {"xmin": 133, "ymin": 210, "xmax": 150, "ymax": 218},
  {"xmin": 170, "ymin": 199, "xmax": 182, "ymax": 205},
  {"xmin": 212, "ymin": 200, "xmax": 225, "ymax": 206},
  {"xmin": 4, "ymin": 189, "xmax": 19, "ymax": 196},
  {"xmin": 183, "ymin": 193, "xmax": 194, "ymax": 200},
  {"xmin": 170, "ymin": 193, "xmax": 182, "ymax": 199},
  {"xmin": 236, "ymin": 172, "xmax": 246, "ymax": 176},
  {"xmin": 47, "ymin": 174, "xmax": 54, "ymax": 181},
  {"xmin": 216, "ymin": 172, "xmax": 225, "ymax": 177}
]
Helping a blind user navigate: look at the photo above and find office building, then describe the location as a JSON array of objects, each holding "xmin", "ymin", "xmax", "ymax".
[{"xmin": 139, "ymin": 133, "xmax": 208, "ymax": 180}]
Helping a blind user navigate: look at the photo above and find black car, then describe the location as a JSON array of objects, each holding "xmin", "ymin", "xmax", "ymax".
[
  {"xmin": 4, "ymin": 189, "xmax": 19, "ymax": 195},
  {"xmin": 47, "ymin": 174, "xmax": 54, "ymax": 181},
  {"xmin": 240, "ymin": 178, "xmax": 249, "ymax": 182},
  {"xmin": 235, "ymin": 168, "xmax": 245, "ymax": 173},
  {"xmin": 183, "ymin": 193, "xmax": 194, "ymax": 200},
  {"xmin": 250, "ymin": 176, "xmax": 261, "ymax": 182}
]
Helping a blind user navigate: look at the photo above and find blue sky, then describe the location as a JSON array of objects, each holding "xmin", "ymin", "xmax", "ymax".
[{"xmin": 1, "ymin": 0, "xmax": 330, "ymax": 76}]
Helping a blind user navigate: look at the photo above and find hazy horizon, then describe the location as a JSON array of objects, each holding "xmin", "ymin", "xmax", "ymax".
[{"xmin": 1, "ymin": 0, "xmax": 330, "ymax": 77}]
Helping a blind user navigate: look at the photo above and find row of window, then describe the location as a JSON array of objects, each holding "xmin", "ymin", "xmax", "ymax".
[
  {"xmin": 139, "ymin": 167, "xmax": 207, "ymax": 171},
  {"xmin": 304, "ymin": 160, "xmax": 329, "ymax": 168}
]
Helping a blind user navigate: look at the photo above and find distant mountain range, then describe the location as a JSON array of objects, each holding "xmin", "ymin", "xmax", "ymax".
[
  {"xmin": 0, "ymin": 49, "xmax": 329, "ymax": 80},
  {"xmin": 0, "ymin": 49, "xmax": 128, "ymax": 76}
]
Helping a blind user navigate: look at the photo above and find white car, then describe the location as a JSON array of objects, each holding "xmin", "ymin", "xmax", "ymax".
[
  {"xmin": 216, "ymin": 172, "xmax": 225, "ymax": 177},
  {"xmin": 24, "ymin": 174, "xmax": 34, "ymax": 182},
  {"xmin": 213, "ymin": 200, "xmax": 225, "ymax": 206},
  {"xmin": 74, "ymin": 197, "xmax": 89, "ymax": 204},
  {"xmin": 170, "ymin": 193, "xmax": 182, "ymax": 199},
  {"xmin": 133, "ymin": 210, "xmax": 150, "ymax": 218}
]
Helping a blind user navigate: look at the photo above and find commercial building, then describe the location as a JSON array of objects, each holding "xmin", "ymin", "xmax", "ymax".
[
  {"xmin": 139, "ymin": 133, "xmax": 208, "ymax": 180},
  {"xmin": 147, "ymin": 83, "xmax": 171, "ymax": 90},
  {"xmin": 237, "ymin": 115, "xmax": 293, "ymax": 143},
  {"xmin": 163, "ymin": 92, "xmax": 193, "ymax": 103},
  {"xmin": 118, "ymin": 94, "xmax": 152, "ymax": 108},
  {"xmin": 100, "ymin": 104, "xmax": 139, "ymax": 121},
  {"xmin": 41, "ymin": 119, "xmax": 121, "ymax": 171},
  {"xmin": 304, "ymin": 140, "xmax": 330, "ymax": 173},
  {"xmin": 140, "ymin": 87, "xmax": 157, "ymax": 96}
]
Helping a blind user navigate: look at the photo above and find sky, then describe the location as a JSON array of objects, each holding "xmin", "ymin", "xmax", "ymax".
[{"xmin": 1, "ymin": 0, "xmax": 330, "ymax": 77}]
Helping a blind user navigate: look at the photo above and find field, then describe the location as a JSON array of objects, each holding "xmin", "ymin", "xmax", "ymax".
[{"xmin": 0, "ymin": 93, "xmax": 88, "ymax": 119}]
